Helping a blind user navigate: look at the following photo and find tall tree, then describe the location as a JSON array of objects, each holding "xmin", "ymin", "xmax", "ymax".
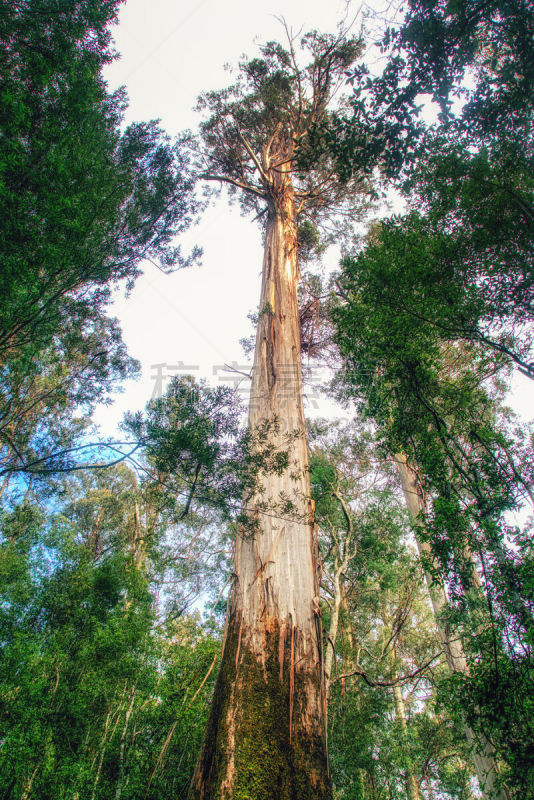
[
  {"xmin": 332, "ymin": 259, "xmax": 534, "ymax": 796},
  {"xmin": 0, "ymin": 0, "xmax": 199, "ymax": 485},
  {"xmin": 187, "ymin": 27, "xmax": 372, "ymax": 799},
  {"xmin": 396, "ymin": 453, "xmax": 509, "ymax": 800},
  {"xmin": 320, "ymin": 0, "xmax": 534, "ymax": 378},
  {"xmin": 309, "ymin": 419, "xmax": 475, "ymax": 800}
]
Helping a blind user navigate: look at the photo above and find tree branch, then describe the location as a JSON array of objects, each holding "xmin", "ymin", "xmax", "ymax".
[
  {"xmin": 202, "ymin": 173, "xmax": 267, "ymax": 199},
  {"xmin": 332, "ymin": 652, "xmax": 442, "ymax": 687}
]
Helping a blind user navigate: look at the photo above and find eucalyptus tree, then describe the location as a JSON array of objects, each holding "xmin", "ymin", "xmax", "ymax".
[
  {"xmin": 186, "ymin": 27, "xmax": 373, "ymax": 799},
  {"xmin": 307, "ymin": 419, "xmax": 392, "ymax": 698},
  {"xmin": 308, "ymin": 420, "xmax": 474, "ymax": 799},
  {"xmin": 332, "ymin": 265, "xmax": 534, "ymax": 796},
  {"xmin": 396, "ymin": 453, "xmax": 510, "ymax": 800},
  {"xmin": 320, "ymin": 0, "xmax": 534, "ymax": 379}
]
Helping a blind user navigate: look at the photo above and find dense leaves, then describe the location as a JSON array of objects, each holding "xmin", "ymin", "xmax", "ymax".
[
  {"xmin": 1, "ymin": 2, "xmax": 533, "ymax": 798},
  {"xmin": 0, "ymin": 473, "xmax": 221, "ymax": 800},
  {"xmin": 0, "ymin": 0, "xmax": 200, "ymax": 491},
  {"xmin": 0, "ymin": 0, "xmax": 198, "ymax": 357},
  {"xmin": 309, "ymin": 421, "xmax": 474, "ymax": 799},
  {"xmin": 333, "ymin": 185, "xmax": 533, "ymax": 800}
]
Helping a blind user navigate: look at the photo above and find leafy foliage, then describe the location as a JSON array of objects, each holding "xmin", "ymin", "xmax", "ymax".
[
  {"xmin": 333, "ymin": 212, "xmax": 534, "ymax": 799},
  {"xmin": 2, "ymin": 3, "xmax": 533, "ymax": 798},
  {"xmin": 0, "ymin": 477, "xmax": 221, "ymax": 800},
  {"xmin": 193, "ymin": 26, "xmax": 374, "ymax": 243},
  {"xmin": 309, "ymin": 421, "xmax": 473, "ymax": 799},
  {"xmin": 0, "ymin": 0, "xmax": 200, "ymax": 489}
]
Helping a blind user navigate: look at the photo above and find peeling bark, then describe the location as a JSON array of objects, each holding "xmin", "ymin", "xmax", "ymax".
[{"xmin": 189, "ymin": 151, "xmax": 330, "ymax": 799}]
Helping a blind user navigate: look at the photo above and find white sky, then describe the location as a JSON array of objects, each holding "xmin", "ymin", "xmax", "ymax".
[{"xmin": 95, "ymin": 0, "xmax": 531, "ymax": 437}]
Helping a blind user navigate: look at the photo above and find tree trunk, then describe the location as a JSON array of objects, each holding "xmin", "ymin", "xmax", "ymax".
[
  {"xmin": 325, "ymin": 569, "xmax": 342, "ymax": 698},
  {"xmin": 189, "ymin": 176, "xmax": 331, "ymax": 798},
  {"xmin": 391, "ymin": 677, "xmax": 421, "ymax": 800},
  {"xmin": 395, "ymin": 453, "xmax": 509, "ymax": 800},
  {"xmin": 115, "ymin": 686, "xmax": 136, "ymax": 800}
]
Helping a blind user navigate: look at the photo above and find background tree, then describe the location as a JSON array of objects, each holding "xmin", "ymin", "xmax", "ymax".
[
  {"xmin": 322, "ymin": 6, "xmax": 534, "ymax": 790},
  {"xmin": 0, "ymin": 469, "xmax": 223, "ymax": 800},
  {"xmin": 0, "ymin": 373, "xmax": 252, "ymax": 800},
  {"xmin": 0, "ymin": 0, "xmax": 199, "ymax": 487},
  {"xmin": 309, "ymin": 420, "xmax": 474, "ymax": 800},
  {"xmin": 319, "ymin": 0, "xmax": 534, "ymax": 378},
  {"xmin": 332, "ymin": 264, "xmax": 533, "ymax": 796}
]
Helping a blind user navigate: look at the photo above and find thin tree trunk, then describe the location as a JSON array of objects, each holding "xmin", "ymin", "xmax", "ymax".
[
  {"xmin": 189, "ymin": 165, "xmax": 330, "ymax": 799},
  {"xmin": 325, "ymin": 569, "xmax": 342, "ymax": 697},
  {"xmin": 340, "ymin": 585, "xmax": 369, "ymax": 798},
  {"xmin": 115, "ymin": 687, "xmax": 136, "ymax": 800},
  {"xmin": 91, "ymin": 706, "xmax": 115, "ymax": 800},
  {"xmin": 391, "ymin": 666, "xmax": 421, "ymax": 800},
  {"xmin": 395, "ymin": 453, "xmax": 509, "ymax": 800},
  {"xmin": 325, "ymin": 492, "xmax": 353, "ymax": 697}
]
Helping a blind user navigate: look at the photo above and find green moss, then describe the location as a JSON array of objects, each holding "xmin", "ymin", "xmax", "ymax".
[{"xmin": 188, "ymin": 614, "xmax": 332, "ymax": 800}]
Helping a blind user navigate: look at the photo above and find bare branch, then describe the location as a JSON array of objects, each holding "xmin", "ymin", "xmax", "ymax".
[
  {"xmin": 202, "ymin": 173, "xmax": 267, "ymax": 199},
  {"xmin": 332, "ymin": 652, "xmax": 442, "ymax": 687}
]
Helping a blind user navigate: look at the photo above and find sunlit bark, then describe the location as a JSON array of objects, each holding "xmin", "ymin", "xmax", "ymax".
[{"xmin": 189, "ymin": 146, "xmax": 330, "ymax": 800}]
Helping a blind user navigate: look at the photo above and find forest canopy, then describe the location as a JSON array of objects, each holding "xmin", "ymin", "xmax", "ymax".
[{"xmin": 0, "ymin": 2, "xmax": 532, "ymax": 800}]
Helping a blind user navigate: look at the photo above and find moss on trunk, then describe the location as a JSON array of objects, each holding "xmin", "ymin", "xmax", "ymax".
[{"xmin": 188, "ymin": 612, "xmax": 332, "ymax": 800}]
